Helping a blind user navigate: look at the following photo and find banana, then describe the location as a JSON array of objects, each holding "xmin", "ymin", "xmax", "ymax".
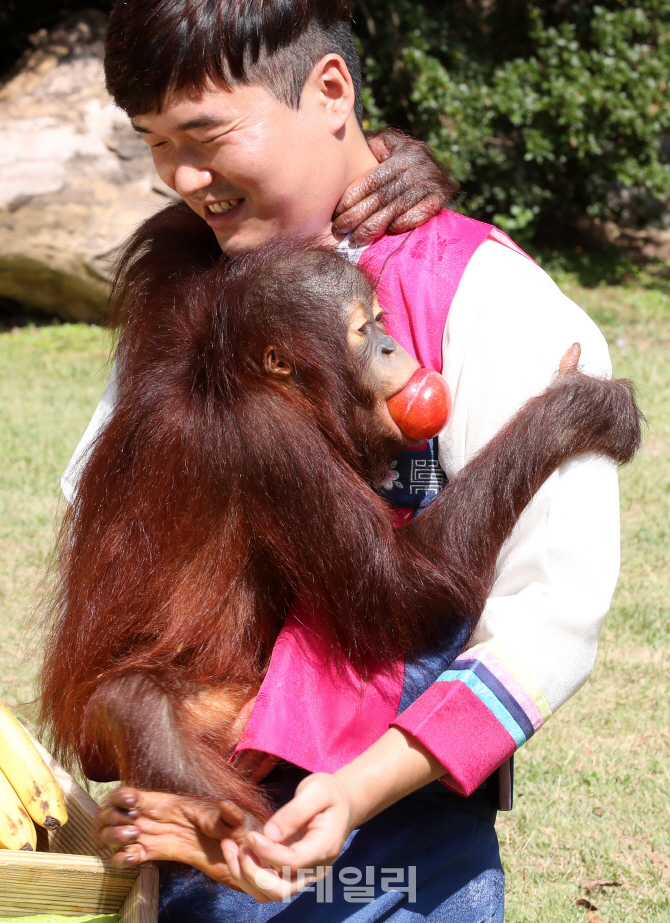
[
  {"xmin": 0, "ymin": 766, "xmax": 36, "ymax": 850},
  {"xmin": 0, "ymin": 700, "xmax": 67, "ymax": 830}
]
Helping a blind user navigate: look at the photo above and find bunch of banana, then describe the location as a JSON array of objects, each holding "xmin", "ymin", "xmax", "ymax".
[{"xmin": 0, "ymin": 699, "xmax": 68, "ymax": 850}]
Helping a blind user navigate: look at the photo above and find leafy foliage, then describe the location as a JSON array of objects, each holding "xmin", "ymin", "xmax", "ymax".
[{"xmin": 353, "ymin": 1, "xmax": 670, "ymax": 238}]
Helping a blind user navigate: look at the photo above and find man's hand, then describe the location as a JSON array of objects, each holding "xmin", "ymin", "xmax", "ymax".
[
  {"xmin": 221, "ymin": 772, "xmax": 355, "ymax": 902},
  {"xmin": 223, "ymin": 727, "xmax": 446, "ymax": 902},
  {"xmin": 93, "ymin": 728, "xmax": 445, "ymax": 904},
  {"xmin": 333, "ymin": 128, "xmax": 457, "ymax": 244}
]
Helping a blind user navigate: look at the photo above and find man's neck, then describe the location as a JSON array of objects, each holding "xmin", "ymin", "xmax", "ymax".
[{"xmin": 319, "ymin": 117, "xmax": 380, "ymax": 249}]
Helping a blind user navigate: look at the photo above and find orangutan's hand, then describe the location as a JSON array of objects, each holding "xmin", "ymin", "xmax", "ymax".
[
  {"xmin": 94, "ymin": 786, "xmax": 248, "ymax": 889},
  {"xmin": 333, "ymin": 128, "xmax": 456, "ymax": 244},
  {"xmin": 229, "ymin": 697, "xmax": 280, "ymax": 782},
  {"xmin": 231, "ymin": 747, "xmax": 280, "ymax": 783}
]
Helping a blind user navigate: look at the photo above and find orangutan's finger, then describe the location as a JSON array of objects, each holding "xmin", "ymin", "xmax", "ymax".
[
  {"xmin": 387, "ymin": 193, "xmax": 447, "ymax": 234},
  {"xmin": 334, "ymin": 165, "xmax": 408, "ymax": 223},
  {"xmin": 217, "ymin": 800, "xmax": 246, "ymax": 830},
  {"xmin": 333, "ymin": 177, "xmax": 408, "ymax": 236},
  {"xmin": 97, "ymin": 823, "xmax": 140, "ymax": 850},
  {"xmin": 367, "ymin": 126, "xmax": 418, "ymax": 161},
  {"xmin": 94, "ymin": 805, "xmax": 138, "ymax": 835},
  {"xmin": 558, "ymin": 343, "xmax": 581, "ymax": 374},
  {"xmin": 101, "ymin": 786, "xmax": 141, "ymax": 811},
  {"xmin": 366, "ymin": 132, "xmax": 393, "ymax": 163},
  {"xmin": 107, "ymin": 843, "xmax": 147, "ymax": 868},
  {"xmin": 233, "ymin": 750, "xmax": 280, "ymax": 784},
  {"xmin": 231, "ymin": 748, "xmax": 265, "ymax": 777},
  {"xmin": 249, "ymin": 753, "xmax": 280, "ymax": 783},
  {"xmin": 350, "ymin": 188, "xmax": 430, "ymax": 243}
]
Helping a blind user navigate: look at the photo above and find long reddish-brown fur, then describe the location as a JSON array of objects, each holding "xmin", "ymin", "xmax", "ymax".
[{"xmin": 39, "ymin": 203, "xmax": 643, "ymax": 821}]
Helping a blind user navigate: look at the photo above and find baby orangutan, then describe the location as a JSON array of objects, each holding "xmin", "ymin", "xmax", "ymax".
[{"xmin": 40, "ymin": 235, "xmax": 642, "ymax": 875}]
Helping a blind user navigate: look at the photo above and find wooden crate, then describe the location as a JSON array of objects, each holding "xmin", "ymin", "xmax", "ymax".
[{"xmin": 0, "ymin": 738, "xmax": 159, "ymax": 921}]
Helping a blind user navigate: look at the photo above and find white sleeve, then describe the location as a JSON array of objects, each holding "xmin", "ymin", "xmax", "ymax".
[
  {"xmin": 439, "ymin": 239, "xmax": 620, "ymax": 714},
  {"xmin": 61, "ymin": 359, "xmax": 119, "ymax": 505}
]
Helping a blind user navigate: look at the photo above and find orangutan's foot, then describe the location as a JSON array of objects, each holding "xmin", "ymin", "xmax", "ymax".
[{"xmin": 95, "ymin": 786, "xmax": 250, "ymax": 887}]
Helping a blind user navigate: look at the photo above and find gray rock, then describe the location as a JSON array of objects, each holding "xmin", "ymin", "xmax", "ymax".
[{"xmin": 0, "ymin": 11, "xmax": 175, "ymax": 322}]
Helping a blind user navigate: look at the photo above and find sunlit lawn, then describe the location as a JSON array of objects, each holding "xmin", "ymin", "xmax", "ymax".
[
  {"xmin": 0, "ymin": 255, "xmax": 668, "ymax": 921},
  {"xmin": 0, "ymin": 322, "xmax": 112, "ymax": 709},
  {"xmin": 499, "ymin": 257, "xmax": 670, "ymax": 922}
]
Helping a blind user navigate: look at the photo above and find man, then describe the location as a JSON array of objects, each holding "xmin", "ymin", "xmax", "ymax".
[{"xmin": 75, "ymin": 1, "xmax": 619, "ymax": 919}]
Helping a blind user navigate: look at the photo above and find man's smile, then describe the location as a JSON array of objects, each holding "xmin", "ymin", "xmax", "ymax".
[{"xmin": 206, "ymin": 199, "xmax": 244, "ymax": 215}]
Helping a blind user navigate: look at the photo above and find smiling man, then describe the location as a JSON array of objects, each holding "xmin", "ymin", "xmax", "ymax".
[
  {"xmin": 60, "ymin": 2, "xmax": 624, "ymax": 921},
  {"xmin": 128, "ymin": 72, "xmax": 378, "ymax": 254},
  {"xmin": 107, "ymin": 1, "xmax": 441, "ymax": 255}
]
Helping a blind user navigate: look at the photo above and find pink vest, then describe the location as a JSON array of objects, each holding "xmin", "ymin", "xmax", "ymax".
[{"xmin": 234, "ymin": 211, "xmax": 529, "ymax": 771}]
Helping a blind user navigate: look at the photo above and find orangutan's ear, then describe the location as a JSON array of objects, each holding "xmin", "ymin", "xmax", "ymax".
[{"xmin": 263, "ymin": 346, "xmax": 294, "ymax": 377}]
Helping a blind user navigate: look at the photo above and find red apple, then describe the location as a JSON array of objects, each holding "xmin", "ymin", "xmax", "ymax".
[{"xmin": 387, "ymin": 368, "xmax": 452, "ymax": 441}]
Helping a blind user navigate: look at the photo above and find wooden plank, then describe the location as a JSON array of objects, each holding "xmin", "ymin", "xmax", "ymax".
[
  {"xmin": 35, "ymin": 825, "xmax": 49, "ymax": 852},
  {"xmin": 121, "ymin": 866, "xmax": 160, "ymax": 923},
  {"xmin": 0, "ymin": 852, "xmax": 137, "ymax": 916},
  {"xmin": 0, "ymin": 847, "xmax": 122, "ymax": 873}
]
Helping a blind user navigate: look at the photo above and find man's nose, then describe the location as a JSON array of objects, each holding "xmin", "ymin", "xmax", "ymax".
[{"xmin": 173, "ymin": 163, "xmax": 214, "ymax": 199}]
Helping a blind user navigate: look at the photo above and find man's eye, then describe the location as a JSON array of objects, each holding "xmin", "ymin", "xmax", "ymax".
[{"xmin": 150, "ymin": 141, "xmax": 168, "ymax": 150}]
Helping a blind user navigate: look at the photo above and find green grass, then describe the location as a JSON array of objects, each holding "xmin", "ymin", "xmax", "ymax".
[
  {"xmin": 0, "ymin": 323, "xmax": 112, "ymax": 710},
  {"xmin": 499, "ymin": 262, "xmax": 670, "ymax": 922},
  {"xmin": 0, "ymin": 262, "xmax": 668, "ymax": 921}
]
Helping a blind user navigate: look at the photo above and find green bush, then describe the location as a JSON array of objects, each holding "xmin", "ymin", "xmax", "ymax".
[{"xmin": 354, "ymin": 1, "xmax": 670, "ymax": 240}]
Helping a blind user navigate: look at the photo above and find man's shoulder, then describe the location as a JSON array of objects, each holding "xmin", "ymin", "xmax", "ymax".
[
  {"xmin": 458, "ymin": 238, "xmax": 596, "ymax": 329},
  {"xmin": 449, "ymin": 238, "xmax": 611, "ymax": 374}
]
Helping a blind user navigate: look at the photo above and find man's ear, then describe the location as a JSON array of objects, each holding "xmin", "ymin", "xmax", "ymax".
[
  {"xmin": 263, "ymin": 346, "xmax": 293, "ymax": 377},
  {"xmin": 306, "ymin": 53, "xmax": 355, "ymax": 134}
]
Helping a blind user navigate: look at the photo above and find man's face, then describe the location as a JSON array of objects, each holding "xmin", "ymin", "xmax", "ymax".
[{"xmin": 132, "ymin": 79, "xmax": 358, "ymax": 255}]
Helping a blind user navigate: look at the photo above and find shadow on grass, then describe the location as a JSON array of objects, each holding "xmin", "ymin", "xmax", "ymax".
[
  {"xmin": 533, "ymin": 244, "xmax": 670, "ymax": 291},
  {"xmin": 0, "ymin": 296, "xmax": 62, "ymax": 332}
]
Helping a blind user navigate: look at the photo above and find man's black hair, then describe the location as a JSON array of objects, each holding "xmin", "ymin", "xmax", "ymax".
[{"xmin": 105, "ymin": 0, "xmax": 363, "ymax": 123}]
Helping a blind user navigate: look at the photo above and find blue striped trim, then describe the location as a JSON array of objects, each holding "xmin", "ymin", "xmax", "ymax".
[
  {"xmin": 434, "ymin": 670, "xmax": 527, "ymax": 748},
  {"xmin": 452, "ymin": 659, "xmax": 535, "ymax": 742}
]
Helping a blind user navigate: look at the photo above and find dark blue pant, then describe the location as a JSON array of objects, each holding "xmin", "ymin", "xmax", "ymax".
[{"xmin": 159, "ymin": 770, "xmax": 504, "ymax": 923}]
